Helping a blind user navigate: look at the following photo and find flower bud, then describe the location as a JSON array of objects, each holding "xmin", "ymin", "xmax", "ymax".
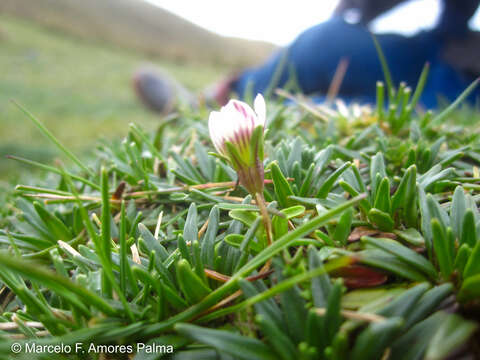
[{"xmin": 208, "ymin": 94, "xmax": 266, "ymax": 195}]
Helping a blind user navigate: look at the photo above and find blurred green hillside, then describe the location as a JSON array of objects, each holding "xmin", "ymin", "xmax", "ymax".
[
  {"xmin": 0, "ymin": 0, "xmax": 275, "ymax": 67},
  {"xmin": 0, "ymin": 0, "xmax": 276, "ymax": 181},
  {"xmin": 0, "ymin": 16, "xmax": 235, "ymax": 180}
]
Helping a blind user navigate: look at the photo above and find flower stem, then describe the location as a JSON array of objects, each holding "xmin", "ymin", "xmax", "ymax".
[{"xmin": 255, "ymin": 192, "xmax": 273, "ymax": 272}]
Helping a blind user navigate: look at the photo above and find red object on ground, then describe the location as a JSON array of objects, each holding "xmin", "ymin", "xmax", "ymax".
[{"xmin": 331, "ymin": 264, "xmax": 388, "ymax": 289}]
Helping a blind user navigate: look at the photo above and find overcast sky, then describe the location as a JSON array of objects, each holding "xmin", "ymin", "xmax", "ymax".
[{"xmin": 145, "ymin": 0, "xmax": 480, "ymax": 45}]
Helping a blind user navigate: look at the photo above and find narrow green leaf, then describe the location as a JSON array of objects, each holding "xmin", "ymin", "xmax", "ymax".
[
  {"xmin": 324, "ymin": 280, "xmax": 343, "ymax": 344},
  {"xmin": 378, "ymin": 283, "xmax": 430, "ymax": 318},
  {"xmin": 119, "ymin": 202, "xmax": 138, "ymax": 295},
  {"xmin": 316, "ymin": 162, "xmax": 351, "ymax": 199},
  {"xmin": 404, "ymin": 284, "xmax": 453, "ymax": 329},
  {"xmin": 272, "ymin": 215, "xmax": 288, "ymax": 240},
  {"xmin": 308, "ymin": 247, "xmax": 332, "ymax": 308},
  {"xmin": 306, "ymin": 309, "xmax": 327, "ymax": 352},
  {"xmin": 418, "ymin": 185, "xmax": 433, "ymax": 259},
  {"xmin": 13, "ymin": 101, "xmax": 94, "ymax": 177},
  {"xmin": 427, "ymin": 194, "xmax": 450, "ymax": 230},
  {"xmin": 229, "ymin": 209, "xmax": 258, "ymax": 227},
  {"xmin": 350, "ymin": 317, "xmax": 403, "ymax": 360},
  {"xmin": 33, "ymin": 202, "xmax": 72, "ymax": 241},
  {"xmin": 431, "ymin": 219, "xmax": 454, "ymax": 279},
  {"xmin": 299, "ymin": 163, "xmax": 315, "ymax": 197},
  {"xmin": 393, "ymin": 228, "xmax": 424, "ymax": 247},
  {"xmin": 176, "ymin": 259, "xmax": 211, "ymax": 304},
  {"xmin": 463, "ymin": 237, "xmax": 480, "ymax": 279},
  {"xmin": 390, "ymin": 311, "xmax": 446, "ymax": 360},
  {"xmin": 271, "ymin": 162, "xmax": 294, "ymax": 208},
  {"xmin": 358, "ymin": 250, "xmax": 427, "ymax": 281},
  {"xmin": 454, "ymin": 243, "xmax": 472, "ymax": 275},
  {"xmin": 161, "ymin": 282, "xmax": 188, "ymax": 310},
  {"xmin": 367, "ymin": 208, "xmax": 394, "ymax": 231},
  {"xmin": 333, "ymin": 207, "xmax": 353, "ymax": 245},
  {"xmin": 177, "ymin": 235, "xmax": 192, "ymax": 265},
  {"xmin": 424, "ymin": 313, "xmax": 477, "ymax": 360},
  {"xmin": 201, "ymin": 206, "xmax": 219, "ymax": 268},
  {"xmin": 192, "ymin": 240, "xmax": 206, "ymax": 282},
  {"xmin": 460, "ymin": 209, "xmax": 477, "ymax": 247},
  {"xmin": 225, "ymin": 234, "xmax": 262, "ymax": 254},
  {"xmin": 256, "ymin": 315, "xmax": 297, "ymax": 360},
  {"xmin": 370, "ymin": 152, "xmax": 386, "ymax": 200},
  {"xmin": 175, "ymin": 323, "xmax": 277, "ymax": 360},
  {"xmin": 194, "ymin": 141, "xmax": 215, "ymax": 180},
  {"xmin": 409, "ymin": 62, "xmax": 430, "ymax": 109},
  {"xmin": 363, "ymin": 237, "xmax": 437, "ymax": 279},
  {"xmin": 138, "ymin": 223, "xmax": 169, "ymax": 261},
  {"xmin": 239, "ymin": 279, "xmax": 284, "ymax": 330},
  {"xmin": 376, "ymin": 81, "xmax": 385, "ymax": 120},
  {"xmin": 292, "ymin": 161, "xmax": 302, "ymax": 190},
  {"xmin": 391, "ymin": 165, "xmax": 416, "ymax": 213},
  {"xmin": 183, "ymin": 203, "xmax": 198, "ymax": 243},
  {"xmin": 132, "ymin": 266, "xmax": 162, "ymax": 295},
  {"xmin": 373, "ymin": 177, "xmax": 391, "ymax": 214},
  {"xmin": 7, "ymin": 155, "xmax": 99, "ymax": 190},
  {"xmin": 100, "ymin": 167, "xmax": 112, "ymax": 271},
  {"xmin": 371, "ymin": 35, "xmax": 395, "ymax": 102},
  {"xmin": 277, "ymin": 267, "xmax": 308, "ymax": 343},
  {"xmin": 431, "ymin": 78, "xmax": 480, "ymax": 124},
  {"xmin": 0, "ymin": 252, "xmax": 115, "ymax": 316},
  {"xmin": 218, "ymin": 203, "xmax": 259, "ymax": 211},
  {"xmin": 338, "ymin": 180, "xmax": 371, "ymax": 214}
]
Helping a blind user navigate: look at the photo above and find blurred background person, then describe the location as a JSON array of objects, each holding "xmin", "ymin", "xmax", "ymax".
[
  {"xmin": 134, "ymin": 0, "xmax": 480, "ymax": 112},
  {"xmin": 2, "ymin": 0, "xmax": 480, "ymax": 176}
]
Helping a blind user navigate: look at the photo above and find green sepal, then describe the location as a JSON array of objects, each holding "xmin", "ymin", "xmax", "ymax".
[
  {"xmin": 224, "ymin": 140, "xmax": 247, "ymax": 170},
  {"xmin": 207, "ymin": 151, "xmax": 230, "ymax": 162},
  {"xmin": 250, "ymin": 125, "xmax": 265, "ymax": 164}
]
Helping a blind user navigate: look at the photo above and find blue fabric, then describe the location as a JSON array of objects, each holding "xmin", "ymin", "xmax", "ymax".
[
  {"xmin": 437, "ymin": 0, "xmax": 479, "ymax": 38},
  {"xmin": 232, "ymin": 17, "xmax": 479, "ymax": 108}
]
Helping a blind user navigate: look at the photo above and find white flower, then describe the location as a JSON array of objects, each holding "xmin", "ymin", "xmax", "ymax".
[
  {"xmin": 208, "ymin": 94, "xmax": 266, "ymax": 157},
  {"xmin": 208, "ymin": 94, "xmax": 266, "ymax": 195}
]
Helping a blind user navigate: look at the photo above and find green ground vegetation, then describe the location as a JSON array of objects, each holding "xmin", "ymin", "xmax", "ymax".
[
  {"xmin": 0, "ymin": 60, "xmax": 479, "ymax": 358},
  {"xmin": 0, "ymin": 16, "xmax": 228, "ymax": 179}
]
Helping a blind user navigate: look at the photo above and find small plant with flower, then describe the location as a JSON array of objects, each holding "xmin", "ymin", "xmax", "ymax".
[
  {"xmin": 208, "ymin": 94, "xmax": 266, "ymax": 196},
  {"xmin": 1, "ymin": 72, "xmax": 480, "ymax": 359},
  {"xmin": 208, "ymin": 94, "xmax": 274, "ymax": 248}
]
